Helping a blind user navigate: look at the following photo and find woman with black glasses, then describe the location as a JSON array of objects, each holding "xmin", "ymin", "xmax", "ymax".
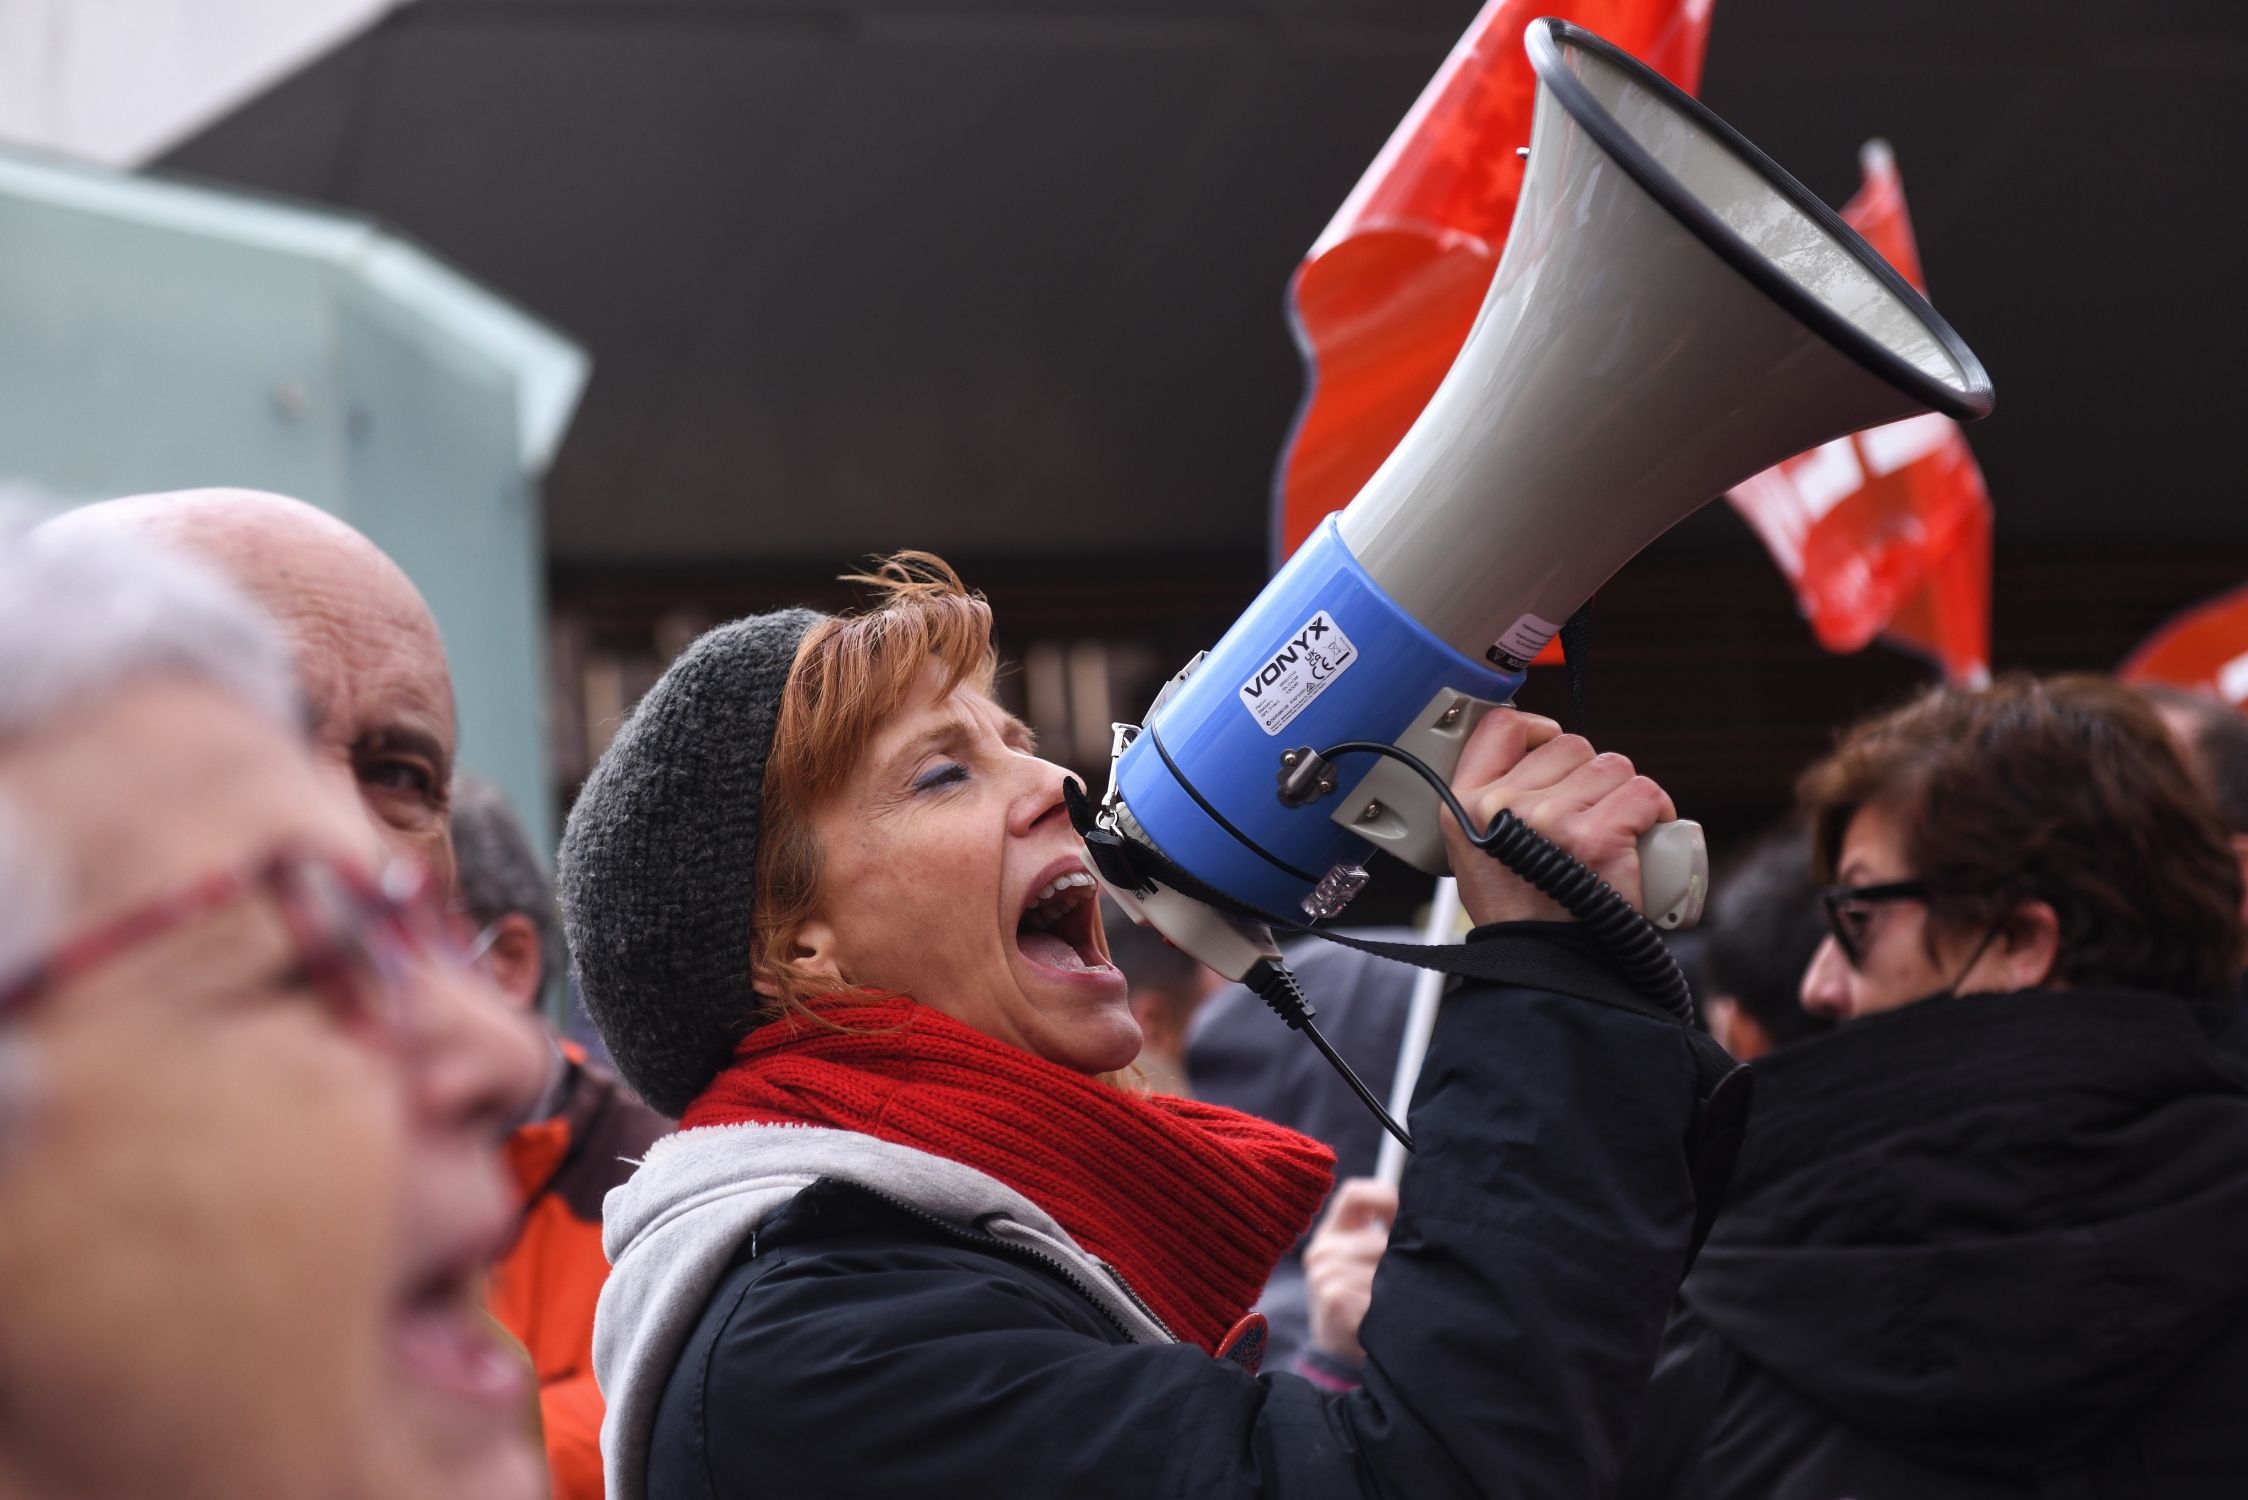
[{"xmin": 1623, "ymin": 674, "xmax": 2248, "ymax": 1500}]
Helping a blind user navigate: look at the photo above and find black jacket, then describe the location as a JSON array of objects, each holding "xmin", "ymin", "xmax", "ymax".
[
  {"xmin": 1623, "ymin": 987, "xmax": 2248, "ymax": 1500},
  {"xmin": 640, "ymin": 932, "xmax": 1740, "ymax": 1499}
]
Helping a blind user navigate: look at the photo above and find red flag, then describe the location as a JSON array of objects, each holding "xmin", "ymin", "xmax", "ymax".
[
  {"xmin": 2120, "ymin": 585, "xmax": 2248, "ymax": 708},
  {"xmin": 1273, "ymin": 0, "xmax": 1716, "ymax": 592},
  {"xmin": 1725, "ymin": 142, "xmax": 1995, "ymax": 686}
]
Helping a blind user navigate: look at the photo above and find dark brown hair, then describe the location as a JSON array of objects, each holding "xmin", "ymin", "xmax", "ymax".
[{"xmin": 1799, "ymin": 673, "xmax": 2244, "ymax": 998}]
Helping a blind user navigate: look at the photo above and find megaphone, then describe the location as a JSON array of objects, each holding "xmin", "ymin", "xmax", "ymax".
[{"xmin": 1084, "ymin": 18, "xmax": 1993, "ymax": 984}]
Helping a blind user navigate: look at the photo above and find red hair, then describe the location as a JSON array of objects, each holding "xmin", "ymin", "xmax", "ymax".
[{"xmin": 750, "ymin": 553, "xmax": 996, "ymax": 1012}]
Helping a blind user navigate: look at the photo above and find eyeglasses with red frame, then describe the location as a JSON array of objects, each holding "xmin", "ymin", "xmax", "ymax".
[
  {"xmin": 1818, "ymin": 878, "xmax": 1933, "ymax": 969},
  {"xmin": 0, "ymin": 844, "xmax": 467, "ymax": 1038}
]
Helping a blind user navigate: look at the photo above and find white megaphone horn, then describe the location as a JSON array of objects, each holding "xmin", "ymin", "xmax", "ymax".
[{"xmin": 1083, "ymin": 17, "xmax": 1994, "ymax": 987}]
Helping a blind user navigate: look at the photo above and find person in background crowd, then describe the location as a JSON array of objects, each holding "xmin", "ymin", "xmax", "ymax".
[
  {"xmin": 558, "ymin": 553, "xmax": 1740, "ymax": 1500},
  {"xmin": 2139, "ymin": 683, "xmax": 2248, "ymax": 1061},
  {"xmin": 453, "ymin": 775, "xmax": 671, "ymax": 1500},
  {"xmin": 2139, "ymin": 682, "xmax": 2248, "ymax": 835},
  {"xmin": 1622, "ymin": 674, "xmax": 2248, "ymax": 1500},
  {"xmin": 0, "ymin": 523, "xmax": 547, "ymax": 1500},
  {"xmin": 452, "ymin": 776, "xmax": 573, "ymax": 1020},
  {"xmin": 1697, "ymin": 824, "xmax": 1832, "ymax": 1061},
  {"xmin": 41, "ymin": 489, "xmax": 463, "ymax": 890},
  {"xmin": 2138, "ymin": 682, "xmax": 2248, "ymax": 934},
  {"xmin": 1098, "ymin": 896, "xmax": 1225, "ymax": 1096}
]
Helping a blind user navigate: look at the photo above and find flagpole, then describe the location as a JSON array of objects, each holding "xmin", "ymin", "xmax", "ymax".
[{"xmin": 1375, "ymin": 876, "xmax": 1462, "ymax": 1186}]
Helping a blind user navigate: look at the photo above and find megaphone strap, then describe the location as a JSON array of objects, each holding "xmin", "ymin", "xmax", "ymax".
[
  {"xmin": 1306, "ymin": 925, "xmax": 1736, "ymax": 1090},
  {"xmin": 1558, "ymin": 600, "xmax": 1594, "ymax": 737}
]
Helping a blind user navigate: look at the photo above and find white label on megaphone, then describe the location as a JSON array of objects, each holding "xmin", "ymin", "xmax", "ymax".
[
  {"xmin": 1487, "ymin": 611, "xmax": 1562, "ymax": 671},
  {"xmin": 1238, "ymin": 608, "xmax": 1359, "ymax": 736}
]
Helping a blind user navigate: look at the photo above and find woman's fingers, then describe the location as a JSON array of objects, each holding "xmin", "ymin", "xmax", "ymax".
[
  {"xmin": 1453, "ymin": 726, "xmax": 1624, "ymax": 842},
  {"xmin": 1442, "ymin": 714, "xmax": 1567, "ymax": 855},
  {"xmin": 1474, "ymin": 747, "xmax": 1634, "ymax": 828},
  {"xmin": 1450, "ymin": 709, "xmax": 1564, "ymax": 791},
  {"xmin": 1541, "ymin": 774, "xmax": 1678, "ymax": 912},
  {"xmin": 1614, "ymin": 771, "xmax": 1677, "ymax": 828},
  {"xmin": 1502, "ymin": 731, "xmax": 1602, "ymax": 796},
  {"xmin": 1444, "ymin": 709, "xmax": 1681, "ymax": 926}
]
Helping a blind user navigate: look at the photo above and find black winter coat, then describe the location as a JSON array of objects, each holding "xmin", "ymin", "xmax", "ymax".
[
  {"xmin": 643, "ymin": 932, "xmax": 1738, "ymax": 1500},
  {"xmin": 1622, "ymin": 987, "xmax": 2248, "ymax": 1500}
]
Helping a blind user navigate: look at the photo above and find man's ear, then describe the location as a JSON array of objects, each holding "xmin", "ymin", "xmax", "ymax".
[
  {"xmin": 1997, "ymin": 899, "xmax": 2063, "ymax": 990},
  {"xmin": 482, "ymin": 912, "xmax": 547, "ymax": 1012}
]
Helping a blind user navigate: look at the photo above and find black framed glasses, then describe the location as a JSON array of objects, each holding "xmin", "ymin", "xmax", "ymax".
[{"xmin": 1819, "ymin": 879, "xmax": 1932, "ymax": 968}]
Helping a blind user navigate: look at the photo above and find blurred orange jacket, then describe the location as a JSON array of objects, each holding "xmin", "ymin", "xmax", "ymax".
[{"xmin": 489, "ymin": 1047, "xmax": 671, "ymax": 1500}]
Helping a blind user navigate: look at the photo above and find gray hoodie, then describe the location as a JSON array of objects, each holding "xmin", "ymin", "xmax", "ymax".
[{"xmin": 593, "ymin": 1123, "xmax": 1173, "ymax": 1500}]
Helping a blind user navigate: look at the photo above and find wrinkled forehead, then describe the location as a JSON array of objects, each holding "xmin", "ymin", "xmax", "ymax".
[{"xmin": 261, "ymin": 575, "xmax": 456, "ymax": 761}]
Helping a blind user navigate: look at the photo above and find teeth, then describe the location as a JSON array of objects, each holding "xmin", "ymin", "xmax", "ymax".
[
  {"xmin": 1022, "ymin": 872, "xmax": 1097, "ymax": 932},
  {"xmin": 1032, "ymin": 871, "xmax": 1096, "ymax": 904}
]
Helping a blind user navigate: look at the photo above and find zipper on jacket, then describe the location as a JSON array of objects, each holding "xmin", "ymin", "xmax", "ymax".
[
  {"xmin": 841, "ymin": 1183, "xmax": 1169, "ymax": 1344},
  {"xmin": 1092, "ymin": 1255, "xmax": 1179, "ymax": 1341}
]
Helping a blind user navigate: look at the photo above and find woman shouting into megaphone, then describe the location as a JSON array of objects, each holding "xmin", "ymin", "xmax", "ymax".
[{"xmin": 559, "ymin": 553, "xmax": 1738, "ymax": 1500}]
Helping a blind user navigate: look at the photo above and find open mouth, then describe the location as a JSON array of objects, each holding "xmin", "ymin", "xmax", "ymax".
[
  {"xmin": 1015, "ymin": 867, "xmax": 1112, "ymax": 976},
  {"xmin": 390, "ymin": 1228, "xmax": 529, "ymax": 1411}
]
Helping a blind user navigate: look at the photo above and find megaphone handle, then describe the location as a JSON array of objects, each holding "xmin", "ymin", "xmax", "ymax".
[
  {"xmin": 1335, "ymin": 694, "xmax": 1705, "ymax": 928},
  {"xmin": 1636, "ymin": 819, "xmax": 1708, "ymax": 932},
  {"xmin": 1312, "ymin": 734, "xmax": 1702, "ymax": 1025}
]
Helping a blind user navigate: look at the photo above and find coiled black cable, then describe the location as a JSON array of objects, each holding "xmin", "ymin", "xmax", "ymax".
[{"xmin": 1313, "ymin": 740, "xmax": 1699, "ymax": 1029}]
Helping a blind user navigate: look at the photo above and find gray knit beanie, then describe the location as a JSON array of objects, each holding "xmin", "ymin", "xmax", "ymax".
[{"xmin": 556, "ymin": 608, "xmax": 823, "ymax": 1117}]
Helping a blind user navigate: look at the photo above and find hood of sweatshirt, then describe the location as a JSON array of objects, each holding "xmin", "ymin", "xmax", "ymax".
[
  {"xmin": 592, "ymin": 1123, "xmax": 1170, "ymax": 1500},
  {"xmin": 1684, "ymin": 988, "xmax": 2248, "ymax": 1478}
]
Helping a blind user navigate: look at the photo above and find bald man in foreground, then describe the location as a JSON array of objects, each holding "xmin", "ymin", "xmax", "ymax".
[{"xmin": 42, "ymin": 490, "xmax": 640, "ymax": 1499}]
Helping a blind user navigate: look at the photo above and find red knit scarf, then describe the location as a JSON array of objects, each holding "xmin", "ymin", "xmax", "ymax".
[{"xmin": 680, "ymin": 995, "xmax": 1335, "ymax": 1353}]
